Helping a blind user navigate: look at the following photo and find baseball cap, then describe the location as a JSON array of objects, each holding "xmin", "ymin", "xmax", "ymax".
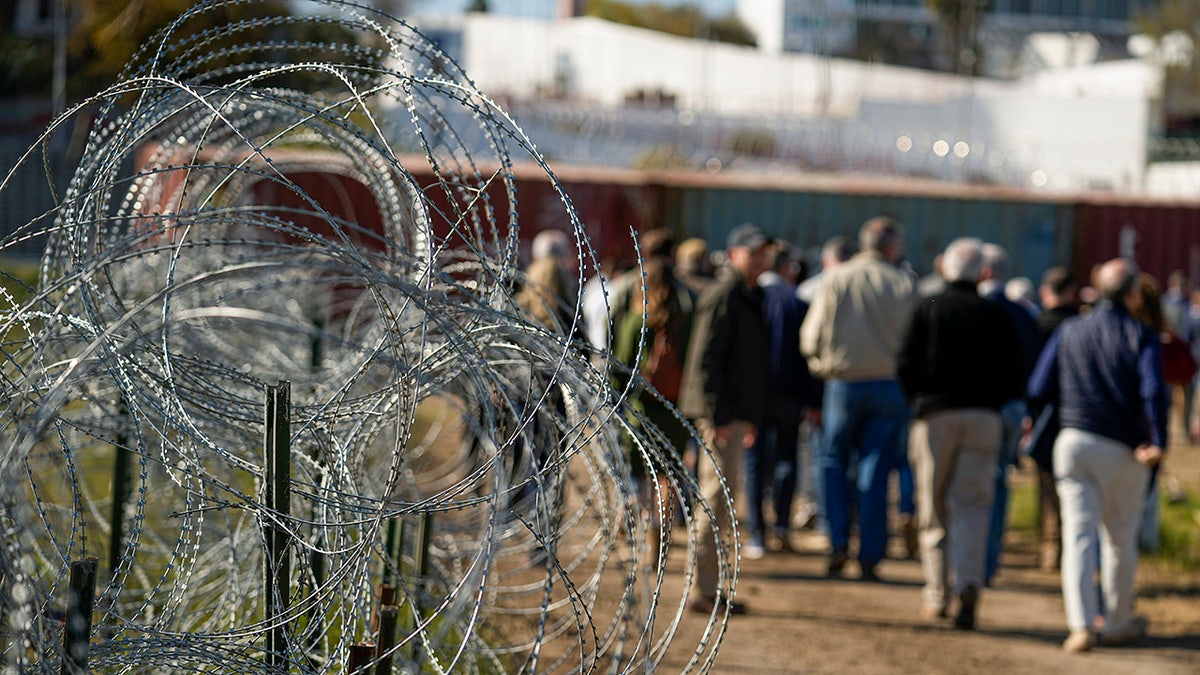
[{"xmin": 726, "ymin": 223, "xmax": 770, "ymax": 250}]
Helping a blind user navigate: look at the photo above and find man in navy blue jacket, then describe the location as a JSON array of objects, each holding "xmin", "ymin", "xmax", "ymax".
[{"xmin": 1027, "ymin": 257, "xmax": 1168, "ymax": 653}]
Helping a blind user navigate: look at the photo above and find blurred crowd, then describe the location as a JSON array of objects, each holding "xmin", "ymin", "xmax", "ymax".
[{"xmin": 518, "ymin": 216, "xmax": 1183, "ymax": 651}]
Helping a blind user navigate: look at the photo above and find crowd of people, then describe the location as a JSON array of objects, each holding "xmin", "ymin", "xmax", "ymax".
[{"xmin": 518, "ymin": 216, "xmax": 1181, "ymax": 651}]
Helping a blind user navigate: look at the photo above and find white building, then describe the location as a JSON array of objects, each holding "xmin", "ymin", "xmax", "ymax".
[{"xmin": 406, "ymin": 13, "xmax": 1171, "ymax": 195}]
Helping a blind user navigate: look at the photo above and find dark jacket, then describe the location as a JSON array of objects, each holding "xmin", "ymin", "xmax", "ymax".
[
  {"xmin": 611, "ymin": 276, "xmax": 696, "ymax": 400},
  {"xmin": 762, "ymin": 282, "xmax": 822, "ymax": 406},
  {"xmin": 678, "ymin": 268, "xmax": 770, "ymax": 426},
  {"xmin": 1027, "ymin": 300, "xmax": 1169, "ymax": 450},
  {"xmin": 984, "ymin": 288, "xmax": 1041, "ymax": 385},
  {"xmin": 1036, "ymin": 304, "xmax": 1080, "ymax": 349},
  {"xmin": 897, "ymin": 280, "xmax": 1025, "ymax": 418}
]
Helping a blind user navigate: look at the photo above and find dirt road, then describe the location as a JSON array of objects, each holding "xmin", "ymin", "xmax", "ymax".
[{"xmin": 654, "ymin": 444, "xmax": 1200, "ymax": 673}]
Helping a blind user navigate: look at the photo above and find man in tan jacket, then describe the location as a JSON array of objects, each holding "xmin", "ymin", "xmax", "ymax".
[{"xmin": 800, "ymin": 216, "xmax": 917, "ymax": 581}]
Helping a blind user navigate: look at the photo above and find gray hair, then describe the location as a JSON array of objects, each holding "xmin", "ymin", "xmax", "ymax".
[
  {"xmin": 859, "ymin": 216, "xmax": 903, "ymax": 255},
  {"xmin": 981, "ymin": 243, "xmax": 1009, "ymax": 282},
  {"xmin": 941, "ymin": 238, "xmax": 984, "ymax": 283},
  {"xmin": 821, "ymin": 235, "xmax": 855, "ymax": 264}
]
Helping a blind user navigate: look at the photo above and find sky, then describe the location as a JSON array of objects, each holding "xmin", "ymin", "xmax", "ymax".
[{"xmin": 405, "ymin": 0, "xmax": 738, "ymax": 21}]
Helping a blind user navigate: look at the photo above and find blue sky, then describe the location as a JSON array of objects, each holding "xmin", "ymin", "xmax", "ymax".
[{"xmin": 406, "ymin": 0, "xmax": 738, "ymax": 20}]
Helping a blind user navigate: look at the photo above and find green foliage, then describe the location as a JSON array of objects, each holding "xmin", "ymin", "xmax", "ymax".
[
  {"xmin": 1135, "ymin": 0, "xmax": 1196, "ymax": 40},
  {"xmin": 584, "ymin": 0, "xmax": 755, "ymax": 47},
  {"xmin": 0, "ymin": 35, "xmax": 55, "ymax": 97},
  {"xmin": 0, "ymin": 258, "xmax": 39, "ymax": 299},
  {"xmin": 923, "ymin": 0, "xmax": 991, "ymax": 74},
  {"xmin": 1135, "ymin": 0, "xmax": 1200, "ymax": 119},
  {"xmin": 1, "ymin": 0, "xmax": 318, "ymax": 102},
  {"xmin": 707, "ymin": 13, "xmax": 756, "ymax": 46}
]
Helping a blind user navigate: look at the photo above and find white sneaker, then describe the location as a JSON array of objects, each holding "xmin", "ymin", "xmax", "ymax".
[{"xmin": 743, "ymin": 542, "xmax": 766, "ymax": 560}]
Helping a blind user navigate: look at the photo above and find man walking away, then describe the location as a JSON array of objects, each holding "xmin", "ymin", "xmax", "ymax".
[
  {"xmin": 1027, "ymin": 258, "xmax": 1168, "ymax": 653},
  {"xmin": 800, "ymin": 216, "xmax": 917, "ymax": 581},
  {"xmin": 897, "ymin": 238, "xmax": 1024, "ymax": 630}
]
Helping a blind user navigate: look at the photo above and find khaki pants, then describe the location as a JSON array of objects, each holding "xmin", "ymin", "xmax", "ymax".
[
  {"xmin": 909, "ymin": 409, "xmax": 1002, "ymax": 611},
  {"xmin": 691, "ymin": 418, "xmax": 752, "ymax": 601}
]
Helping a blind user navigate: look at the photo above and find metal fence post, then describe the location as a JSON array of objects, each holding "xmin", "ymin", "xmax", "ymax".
[{"xmin": 264, "ymin": 381, "xmax": 292, "ymax": 669}]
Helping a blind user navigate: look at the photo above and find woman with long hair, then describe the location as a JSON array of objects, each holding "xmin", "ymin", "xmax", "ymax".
[{"xmin": 612, "ymin": 254, "xmax": 695, "ymax": 566}]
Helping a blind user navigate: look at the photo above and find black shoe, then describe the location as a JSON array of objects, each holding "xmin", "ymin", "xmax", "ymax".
[
  {"xmin": 826, "ymin": 547, "xmax": 849, "ymax": 578},
  {"xmin": 859, "ymin": 562, "xmax": 880, "ymax": 582},
  {"xmin": 954, "ymin": 585, "xmax": 978, "ymax": 630}
]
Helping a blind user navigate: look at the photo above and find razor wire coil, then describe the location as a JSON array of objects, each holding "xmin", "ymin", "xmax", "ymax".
[{"xmin": 0, "ymin": 1, "xmax": 741, "ymax": 672}]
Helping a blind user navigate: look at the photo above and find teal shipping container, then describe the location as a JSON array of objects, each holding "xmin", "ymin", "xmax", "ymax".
[{"xmin": 655, "ymin": 174, "xmax": 1074, "ymax": 282}]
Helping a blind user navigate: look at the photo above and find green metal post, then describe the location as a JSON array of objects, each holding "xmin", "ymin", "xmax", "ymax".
[
  {"xmin": 61, "ymin": 557, "xmax": 97, "ymax": 674},
  {"xmin": 264, "ymin": 381, "xmax": 292, "ymax": 669}
]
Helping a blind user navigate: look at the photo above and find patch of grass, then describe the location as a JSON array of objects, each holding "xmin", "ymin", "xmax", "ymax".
[
  {"xmin": 0, "ymin": 256, "xmax": 40, "ymax": 301},
  {"xmin": 1007, "ymin": 479, "xmax": 1039, "ymax": 545},
  {"xmin": 1145, "ymin": 487, "xmax": 1200, "ymax": 571},
  {"xmin": 1, "ymin": 256, "xmax": 43, "ymax": 346},
  {"xmin": 1008, "ymin": 470, "xmax": 1200, "ymax": 572}
]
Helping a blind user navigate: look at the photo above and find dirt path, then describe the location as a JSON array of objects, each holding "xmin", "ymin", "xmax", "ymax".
[{"xmin": 654, "ymin": 441, "xmax": 1200, "ymax": 673}]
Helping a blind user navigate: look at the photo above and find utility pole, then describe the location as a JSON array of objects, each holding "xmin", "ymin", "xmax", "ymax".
[{"xmin": 52, "ymin": 0, "xmax": 67, "ymax": 117}]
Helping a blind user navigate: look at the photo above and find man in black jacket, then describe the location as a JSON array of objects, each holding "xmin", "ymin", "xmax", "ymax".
[
  {"xmin": 678, "ymin": 222, "xmax": 773, "ymax": 615},
  {"xmin": 897, "ymin": 237, "xmax": 1024, "ymax": 630}
]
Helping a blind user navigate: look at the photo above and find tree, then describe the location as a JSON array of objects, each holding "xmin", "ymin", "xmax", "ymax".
[
  {"xmin": 707, "ymin": 13, "xmax": 756, "ymax": 46},
  {"xmin": 925, "ymin": 0, "xmax": 990, "ymax": 75},
  {"xmin": 585, "ymin": 0, "xmax": 755, "ymax": 47},
  {"xmin": 1135, "ymin": 0, "xmax": 1200, "ymax": 131},
  {"xmin": 2, "ymin": 0, "xmax": 296, "ymax": 102}
]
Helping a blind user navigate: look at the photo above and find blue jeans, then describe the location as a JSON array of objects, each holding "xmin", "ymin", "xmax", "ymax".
[
  {"xmin": 820, "ymin": 379, "xmax": 910, "ymax": 566},
  {"xmin": 985, "ymin": 398, "xmax": 1025, "ymax": 583},
  {"xmin": 801, "ymin": 419, "xmax": 826, "ymax": 531},
  {"xmin": 745, "ymin": 406, "xmax": 801, "ymax": 542}
]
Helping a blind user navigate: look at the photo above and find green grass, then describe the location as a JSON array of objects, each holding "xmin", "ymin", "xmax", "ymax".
[
  {"xmin": 0, "ymin": 257, "xmax": 39, "ymax": 300},
  {"xmin": 1008, "ymin": 475, "xmax": 1200, "ymax": 571},
  {"xmin": 1007, "ymin": 479, "xmax": 1040, "ymax": 544},
  {"xmin": 1, "ymin": 256, "xmax": 43, "ymax": 347},
  {"xmin": 1146, "ymin": 488, "xmax": 1200, "ymax": 571}
]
